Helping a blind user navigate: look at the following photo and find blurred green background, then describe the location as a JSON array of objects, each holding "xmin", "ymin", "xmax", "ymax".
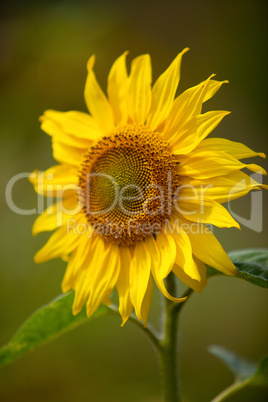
[{"xmin": 0, "ymin": 0, "xmax": 268, "ymax": 401}]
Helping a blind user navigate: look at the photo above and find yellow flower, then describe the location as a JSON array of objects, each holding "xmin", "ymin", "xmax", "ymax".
[{"xmin": 30, "ymin": 49, "xmax": 267, "ymax": 325}]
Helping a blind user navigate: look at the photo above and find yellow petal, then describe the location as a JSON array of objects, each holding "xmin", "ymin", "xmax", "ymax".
[
  {"xmin": 128, "ymin": 54, "xmax": 152, "ymax": 124},
  {"xmin": 129, "ymin": 240, "xmax": 151, "ymax": 321},
  {"xmin": 194, "ymin": 138, "xmax": 266, "ymax": 159},
  {"xmin": 155, "ymin": 231, "xmax": 177, "ymax": 279},
  {"xmin": 170, "ymin": 223, "xmax": 207, "ymax": 293},
  {"xmin": 29, "ymin": 165, "xmax": 78, "ymax": 197},
  {"xmin": 172, "ymin": 229, "xmax": 205, "ymax": 291},
  {"xmin": 163, "ymin": 75, "xmax": 216, "ymax": 141},
  {"xmin": 62, "ymin": 231, "xmax": 95, "ymax": 293},
  {"xmin": 147, "ymin": 48, "xmax": 189, "ymax": 130},
  {"xmin": 41, "ymin": 118, "xmax": 90, "ymax": 149},
  {"xmin": 107, "ymin": 51, "xmax": 129, "ymax": 125},
  {"xmin": 86, "ymin": 242, "xmax": 120, "ymax": 317},
  {"xmin": 39, "ymin": 111, "xmax": 92, "ymax": 166},
  {"xmin": 73, "ymin": 236, "xmax": 119, "ymax": 316},
  {"xmin": 34, "ymin": 224, "xmax": 81, "ymax": 263},
  {"xmin": 51, "ymin": 137, "xmax": 86, "ymax": 166},
  {"xmin": 61, "ymin": 254, "xmax": 69, "ymax": 262},
  {"xmin": 102, "ymin": 293, "xmax": 113, "ymax": 306},
  {"xmin": 245, "ymin": 164, "xmax": 267, "ymax": 175},
  {"xmin": 41, "ymin": 110, "xmax": 103, "ymax": 142},
  {"xmin": 171, "ymin": 111, "xmax": 230, "ymax": 154},
  {"xmin": 71, "ymin": 236, "xmax": 100, "ymax": 314},
  {"xmin": 177, "ymin": 198, "xmax": 240, "ymax": 228},
  {"xmin": 32, "ymin": 196, "xmax": 80, "ymax": 235},
  {"xmin": 145, "ymin": 234, "xmax": 187, "ymax": 303},
  {"xmin": 172, "ymin": 258, "xmax": 207, "ymax": 294},
  {"xmin": 84, "ymin": 55, "xmax": 114, "ymax": 131},
  {"xmin": 176, "ymin": 150, "xmax": 248, "ymax": 178},
  {"xmin": 172, "ymin": 227, "xmax": 201, "ymax": 282},
  {"xmin": 163, "ymin": 78, "xmax": 228, "ymax": 139},
  {"xmin": 180, "ymin": 219, "xmax": 237, "ymax": 276},
  {"xmin": 140, "ymin": 274, "xmax": 153, "ymax": 327},
  {"xmin": 117, "ymin": 246, "xmax": 133, "ymax": 326},
  {"xmin": 203, "ymin": 79, "xmax": 229, "ymax": 102},
  {"xmin": 179, "ymin": 171, "xmax": 267, "ymax": 203}
]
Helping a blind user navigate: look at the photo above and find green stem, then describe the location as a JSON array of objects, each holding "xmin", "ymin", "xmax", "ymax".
[
  {"xmin": 110, "ymin": 279, "xmax": 193, "ymax": 402},
  {"xmin": 211, "ymin": 379, "xmax": 251, "ymax": 402},
  {"xmin": 173, "ymin": 287, "xmax": 194, "ymax": 314},
  {"xmin": 158, "ymin": 274, "xmax": 182, "ymax": 402},
  {"xmin": 108, "ymin": 304, "xmax": 161, "ymax": 350},
  {"xmin": 128, "ymin": 315, "xmax": 161, "ymax": 350}
]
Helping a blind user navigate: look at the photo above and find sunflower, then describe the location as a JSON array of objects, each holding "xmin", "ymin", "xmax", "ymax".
[{"xmin": 30, "ymin": 49, "xmax": 267, "ymax": 325}]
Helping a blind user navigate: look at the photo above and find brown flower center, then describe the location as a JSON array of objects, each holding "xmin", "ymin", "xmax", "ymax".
[{"xmin": 78, "ymin": 125, "xmax": 179, "ymax": 245}]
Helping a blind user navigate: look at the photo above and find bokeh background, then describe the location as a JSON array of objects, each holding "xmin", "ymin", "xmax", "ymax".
[{"xmin": 0, "ymin": 0, "xmax": 268, "ymax": 401}]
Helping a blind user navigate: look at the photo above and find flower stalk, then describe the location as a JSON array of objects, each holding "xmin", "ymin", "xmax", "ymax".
[
  {"xmin": 157, "ymin": 275, "xmax": 194, "ymax": 402},
  {"xmin": 124, "ymin": 273, "xmax": 194, "ymax": 402},
  {"xmin": 157, "ymin": 274, "xmax": 181, "ymax": 401}
]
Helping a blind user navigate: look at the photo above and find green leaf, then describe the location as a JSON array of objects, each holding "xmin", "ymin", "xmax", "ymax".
[
  {"xmin": 228, "ymin": 248, "xmax": 268, "ymax": 265},
  {"xmin": 209, "ymin": 345, "xmax": 268, "ymax": 401},
  {"xmin": 207, "ymin": 248, "xmax": 268, "ymax": 289},
  {"xmin": 0, "ymin": 292, "xmax": 115, "ymax": 369},
  {"xmin": 251, "ymin": 356, "xmax": 268, "ymax": 386},
  {"xmin": 208, "ymin": 344, "xmax": 257, "ymax": 382}
]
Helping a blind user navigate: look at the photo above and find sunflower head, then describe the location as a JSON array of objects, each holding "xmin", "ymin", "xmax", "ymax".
[{"xmin": 30, "ymin": 49, "xmax": 267, "ymax": 325}]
